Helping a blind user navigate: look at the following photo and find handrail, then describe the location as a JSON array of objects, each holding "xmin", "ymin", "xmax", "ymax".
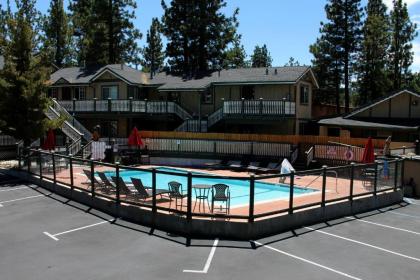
[
  {"xmin": 52, "ymin": 99, "xmax": 92, "ymax": 141},
  {"xmin": 305, "ymin": 146, "xmax": 314, "ymax": 167},
  {"xmin": 175, "ymin": 119, "xmax": 208, "ymax": 132},
  {"xmin": 207, "ymin": 107, "xmax": 224, "ymax": 128}
]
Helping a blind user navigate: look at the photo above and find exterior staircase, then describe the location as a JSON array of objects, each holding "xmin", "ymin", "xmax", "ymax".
[
  {"xmin": 175, "ymin": 107, "xmax": 223, "ymax": 132},
  {"xmin": 45, "ymin": 100, "xmax": 92, "ymax": 157}
]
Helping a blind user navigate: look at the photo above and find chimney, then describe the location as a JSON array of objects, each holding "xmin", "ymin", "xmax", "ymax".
[
  {"xmin": 265, "ymin": 68, "xmax": 269, "ymax": 75},
  {"xmin": 274, "ymin": 68, "xmax": 278, "ymax": 75}
]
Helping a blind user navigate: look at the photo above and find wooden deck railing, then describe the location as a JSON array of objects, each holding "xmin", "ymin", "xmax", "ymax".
[
  {"xmin": 223, "ymin": 99, "xmax": 295, "ymax": 116},
  {"xmin": 58, "ymin": 99, "xmax": 192, "ymax": 120}
]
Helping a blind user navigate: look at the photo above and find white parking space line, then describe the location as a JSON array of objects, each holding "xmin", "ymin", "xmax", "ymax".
[
  {"xmin": 305, "ymin": 227, "xmax": 420, "ymax": 262},
  {"xmin": 0, "ymin": 186, "xmax": 29, "ymax": 192},
  {"xmin": 0, "ymin": 194, "xmax": 45, "ymax": 208},
  {"xmin": 253, "ymin": 241, "xmax": 363, "ymax": 280},
  {"xmin": 388, "ymin": 211, "xmax": 420, "ymax": 220},
  {"xmin": 345, "ymin": 217, "xmax": 420, "ymax": 235},
  {"xmin": 183, "ymin": 238, "xmax": 219, "ymax": 274},
  {"xmin": 43, "ymin": 219, "xmax": 115, "ymax": 241}
]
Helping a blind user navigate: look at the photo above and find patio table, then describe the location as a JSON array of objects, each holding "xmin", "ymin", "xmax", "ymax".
[{"xmin": 192, "ymin": 184, "xmax": 212, "ymax": 213}]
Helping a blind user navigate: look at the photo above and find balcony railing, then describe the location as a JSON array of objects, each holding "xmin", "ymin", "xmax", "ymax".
[
  {"xmin": 223, "ymin": 99, "xmax": 295, "ymax": 116},
  {"xmin": 58, "ymin": 99, "xmax": 192, "ymax": 120}
]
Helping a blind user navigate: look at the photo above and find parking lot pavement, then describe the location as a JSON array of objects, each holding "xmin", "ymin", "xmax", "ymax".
[{"xmin": 1, "ymin": 175, "xmax": 420, "ymax": 280}]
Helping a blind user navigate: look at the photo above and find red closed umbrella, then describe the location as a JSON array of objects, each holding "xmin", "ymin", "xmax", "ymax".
[
  {"xmin": 42, "ymin": 129, "xmax": 56, "ymax": 151},
  {"xmin": 128, "ymin": 127, "xmax": 143, "ymax": 147},
  {"xmin": 362, "ymin": 137, "xmax": 375, "ymax": 163}
]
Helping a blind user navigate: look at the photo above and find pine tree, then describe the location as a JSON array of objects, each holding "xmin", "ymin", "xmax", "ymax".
[
  {"xmin": 310, "ymin": 36, "xmax": 342, "ymax": 108},
  {"xmin": 357, "ymin": 0, "xmax": 390, "ymax": 105},
  {"xmin": 223, "ymin": 34, "xmax": 247, "ymax": 69},
  {"xmin": 311, "ymin": 0, "xmax": 363, "ymax": 113},
  {"xmin": 142, "ymin": 17, "xmax": 164, "ymax": 74},
  {"xmin": 69, "ymin": 0, "xmax": 142, "ymax": 67},
  {"xmin": 161, "ymin": 0, "xmax": 239, "ymax": 76},
  {"xmin": 0, "ymin": 0, "xmax": 51, "ymax": 145},
  {"xmin": 284, "ymin": 57, "xmax": 300, "ymax": 67},
  {"xmin": 388, "ymin": 0, "xmax": 418, "ymax": 90},
  {"xmin": 43, "ymin": 0, "xmax": 73, "ymax": 67},
  {"xmin": 251, "ymin": 44, "xmax": 272, "ymax": 68}
]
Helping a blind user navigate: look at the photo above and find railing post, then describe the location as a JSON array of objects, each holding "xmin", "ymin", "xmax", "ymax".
[
  {"xmin": 166, "ymin": 100, "xmax": 169, "ymax": 113},
  {"xmin": 350, "ymin": 162, "xmax": 355, "ymax": 202},
  {"xmin": 282, "ymin": 97, "xmax": 286, "ymax": 116},
  {"xmin": 321, "ymin": 165, "xmax": 327, "ymax": 207},
  {"xmin": 152, "ymin": 168, "xmax": 157, "ymax": 213},
  {"xmin": 221, "ymin": 98, "xmax": 225, "ymax": 114},
  {"xmin": 394, "ymin": 160, "xmax": 398, "ymax": 191},
  {"xmin": 93, "ymin": 98, "xmax": 97, "ymax": 112},
  {"xmin": 129, "ymin": 97, "xmax": 133, "ymax": 112},
  {"xmin": 288, "ymin": 170, "xmax": 295, "ymax": 214},
  {"xmin": 241, "ymin": 98, "xmax": 244, "ymax": 115},
  {"xmin": 27, "ymin": 149, "xmax": 31, "ymax": 173},
  {"xmin": 402, "ymin": 146, "xmax": 406, "ymax": 155},
  {"xmin": 17, "ymin": 145, "xmax": 22, "ymax": 170},
  {"xmin": 52, "ymin": 152, "xmax": 56, "ymax": 185},
  {"xmin": 72, "ymin": 98, "xmax": 76, "ymax": 112},
  {"xmin": 38, "ymin": 149, "xmax": 43, "ymax": 180},
  {"xmin": 259, "ymin": 98, "xmax": 263, "ymax": 115},
  {"xmin": 115, "ymin": 162, "xmax": 120, "ymax": 203},
  {"xmin": 145, "ymin": 99, "xmax": 148, "ymax": 113},
  {"xmin": 107, "ymin": 97, "xmax": 112, "ymax": 112},
  {"xmin": 249, "ymin": 175, "xmax": 255, "ymax": 222},
  {"xmin": 90, "ymin": 160, "xmax": 95, "ymax": 197},
  {"xmin": 374, "ymin": 161, "xmax": 378, "ymax": 196},
  {"xmin": 187, "ymin": 172, "xmax": 192, "ymax": 220},
  {"xmin": 69, "ymin": 154, "xmax": 74, "ymax": 191},
  {"xmin": 400, "ymin": 159, "xmax": 405, "ymax": 189}
]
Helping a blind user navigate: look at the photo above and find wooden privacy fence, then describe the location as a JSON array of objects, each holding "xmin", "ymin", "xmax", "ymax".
[
  {"xmin": 139, "ymin": 131, "xmax": 385, "ymax": 148},
  {"xmin": 145, "ymin": 138, "xmax": 293, "ymax": 158}
]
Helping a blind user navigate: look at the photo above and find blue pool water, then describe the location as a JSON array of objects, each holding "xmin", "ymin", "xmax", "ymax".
[{"xmin": 104, "ymin": 167, "xmax": 316, "ymax": 207}]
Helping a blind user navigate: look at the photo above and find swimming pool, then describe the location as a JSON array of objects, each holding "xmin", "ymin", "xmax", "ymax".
[{"xmin": 104, "ymin": 167, "xmax": 316, "ymax": 207}]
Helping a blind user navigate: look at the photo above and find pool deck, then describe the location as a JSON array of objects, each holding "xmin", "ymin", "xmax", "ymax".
[{"xmin": 42, "ymin": 163, "xmax": 395, "ymax": 220}]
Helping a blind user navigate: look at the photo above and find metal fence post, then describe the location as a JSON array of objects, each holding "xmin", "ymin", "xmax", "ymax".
[
  {"xmin": 52, "ymin": 152, "xmax": 56, "ymax": 185},
  {"xmin": 350, "ymin": 162, "xmax": 355, "ymax": 202},
  {"xmin": 38, "ymin": 150, "xmax": 43, "ymax": 180},
  {"xmin": 321, "ymin": 165, "xmax": 327, "ymax": 207},
  {"xmin": 107, "ymin": 97, "xmax": 112, "ymax": 112},
  {"xmin": 27, "ymin": 150, "xmax": 31, "ymax": 173},
  {"xmin": 89, "ymin": 160, "xmax": 95, "ymax": 196},
  {"xmin": 288, "ymin": 170, "xmax": 295, "ymax": 214},
  {"xmin": 241, "ymin": 98, "xmax": 244, "ymax": 115},
  {"xmin": 69, "ymin": 154, "xmax": 74, "ymax": 190},
  {"xmin": 145, "ymin": 99, "xmax": 148, "ymax": 113},
  {"xmin": 17, "ymin": 145, "xmax": 22, "ymax": 170},
  {"xmin": 400, "ymin": 159, "xmax": 405, "ymax": 189},
  {"xmin": 394, "ymin": 160, "xmax": 399, "ymax": 191},
  {"xmin": 115, "ymin": 163, "xmax": 120, "ymax": 203},
  {"xmin": 249, "ymin": 175, "xmax": 255, "ymax": 222},
  {"xmin": 374, "ymin": 161, "xmax": 378, "ymax": 196},
  {"xmin": 259, "ymin": 98, "xmax": 263, "ymax": 115},
  {"xmin": 152, "ymin": 168, "xmax": 157, "ymax": 213},
  {"xmin": 187, "ymin": 172, "xmax": 192, "ymax": 220}
]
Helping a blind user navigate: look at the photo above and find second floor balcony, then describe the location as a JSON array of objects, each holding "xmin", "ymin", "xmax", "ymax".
[{"xmin": 222, "ymin": 99, "xmax": 295, "ymax": 117}]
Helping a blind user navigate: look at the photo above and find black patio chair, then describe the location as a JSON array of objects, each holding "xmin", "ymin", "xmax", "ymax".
[
  {"xmin": 211, "ymin": 184, "xmax": 230, "ymax": 214},
  {"xmin": 168, "ymin": 181, "xmax": 187, "ymax": 211}
]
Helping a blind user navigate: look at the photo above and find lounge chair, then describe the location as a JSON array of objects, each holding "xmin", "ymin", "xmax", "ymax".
[
  {"xmin": 246, "ymin": 162, "xmax": 260, "ymax": 172},
  {"xmin": 111, "ymin": 176, "xmax": 137, "ymax": 198},
  {"xmin": 131, "ymin": 178, "xmax": 171, "ymax": 201},
  {"xmin": 97, "ymin": 172, "xmax": 116, "ymax": 193},
  {"xmin": 83, "ymin": 169, "xmax": 107, "ymax": 191},
  {"xmin": 227, "ymin": 160, "xmax": 244, "ymax": 171},
  {"xmin": 211, "ymin": 184, "xmax": 230, "ymax": 214},
  {"xmin": 168, "ymin": 181, "xmax": 187, "ymax": 210},
  {"xmin": 255, "ymin": 162, "xmax": 280, "ymax": 174}
]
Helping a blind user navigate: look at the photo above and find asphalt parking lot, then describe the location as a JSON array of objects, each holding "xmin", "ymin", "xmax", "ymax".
[{"xmin": 1, "ymin": 171, "xmax": 420, "ymax": 280}]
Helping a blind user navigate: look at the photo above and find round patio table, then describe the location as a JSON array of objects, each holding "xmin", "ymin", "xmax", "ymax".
[{"xmin": 192, "ymin": 184, "xmax": 212, "ymax": 213}]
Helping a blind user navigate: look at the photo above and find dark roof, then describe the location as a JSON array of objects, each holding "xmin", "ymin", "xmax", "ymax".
[
  {"xmin": 0, "ymin": 55, "xmax": 4, "ymax": 70},
  {"xmin": 318, "ymin": 116, "xmax": 419, "ymax": 131},
  {"xmin": 49, "ymin": 64, "xmax": 317, "ymax": 91}
]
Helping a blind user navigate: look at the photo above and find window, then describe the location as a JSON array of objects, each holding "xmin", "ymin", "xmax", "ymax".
[
  {"xmin": 201, "ymin": 90, "xmax": 214, "ymax": 104},
  {"xmin": 48, "ymin": 88, "xmax": 58, "ymax": 99},
  {"xmin": 300, "ymin": 85, "xmax": 309, "ymax": 105},
  {"xmin": 241, "ymin": 85, "xmax": 255, "ymax": 100},
  {"xmin": 74, "ymin": 87, "xmax": 86, "ymax": 100},
  {"xmin": 102, "ymin": 85, "xmax": 118, "ymax": 99}
]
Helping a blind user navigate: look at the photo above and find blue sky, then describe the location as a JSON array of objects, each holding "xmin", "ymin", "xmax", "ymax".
[{"xmin": 28, "ymin": 0, "xmax": 420, "ymax": 70}]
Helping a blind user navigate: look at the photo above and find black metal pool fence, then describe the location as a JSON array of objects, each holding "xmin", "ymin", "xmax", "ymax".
[{"xmin": 19, "ymin": 148, "xmax": 404, "ymax": 222}]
